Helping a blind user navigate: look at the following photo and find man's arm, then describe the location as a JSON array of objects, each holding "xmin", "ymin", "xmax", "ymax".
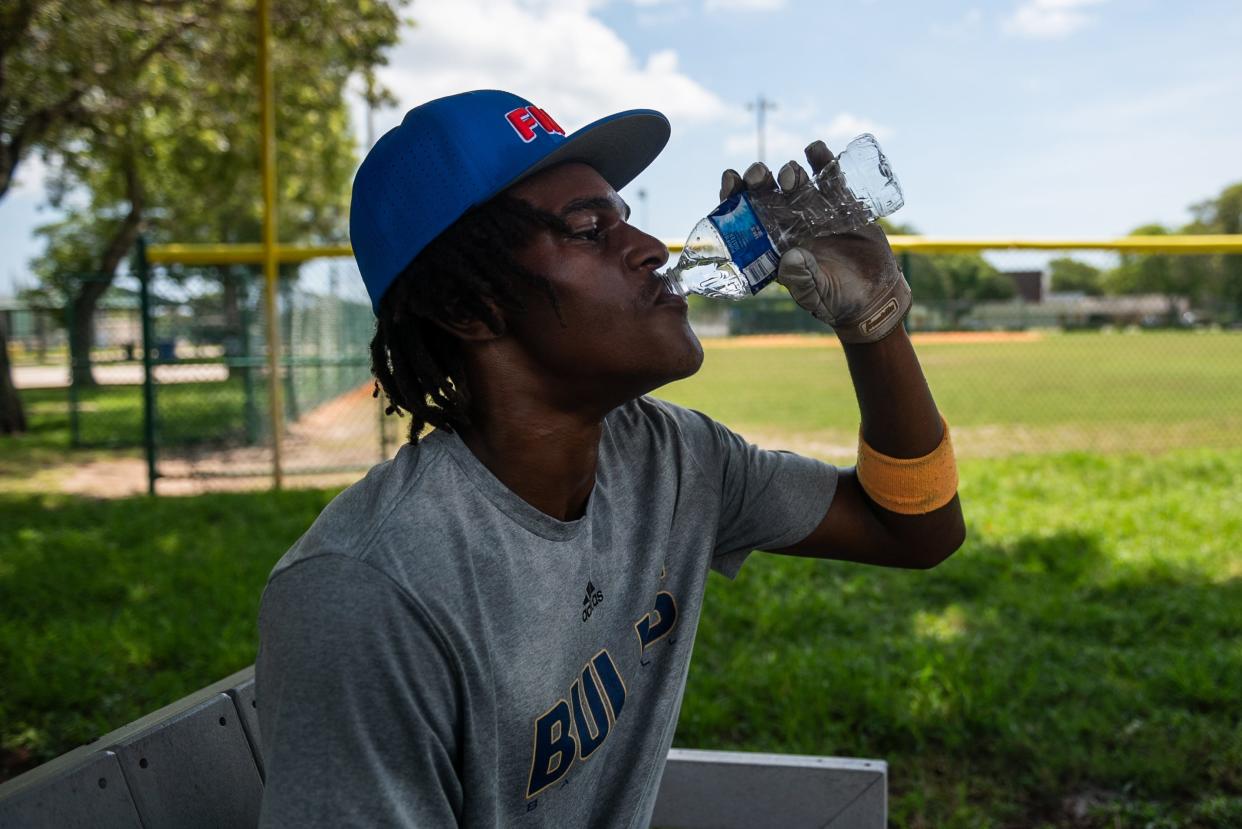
[
  {"xmin": 721, "ymin": 144, "xmax": 966, "ymax": 569},
  {"xmin": 767, "ymin": 325, "xmax": 966, "ymax": 569},
  {"xmin": 257, "ymin": 555, "xmax": 463, "ymax": 827}
]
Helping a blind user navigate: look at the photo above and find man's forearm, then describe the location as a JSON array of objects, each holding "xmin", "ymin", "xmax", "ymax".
[
  {"xmin": 842, "ymin": 326, "xmax": 943, "ymax": 459},
  {"xmin": 840, "ymin": 324, "xmax": 965, "ymax": 562}
]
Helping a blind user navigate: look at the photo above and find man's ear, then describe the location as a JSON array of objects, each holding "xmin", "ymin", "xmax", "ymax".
[{"xmin": 430, "ymin": 298, "xmax": 507, "ymax": 342}]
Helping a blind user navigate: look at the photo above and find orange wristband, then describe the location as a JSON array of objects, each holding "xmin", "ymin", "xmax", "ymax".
[{"xmin": 856, "ymin": 417, "xmax": 958, "ymax": 514}]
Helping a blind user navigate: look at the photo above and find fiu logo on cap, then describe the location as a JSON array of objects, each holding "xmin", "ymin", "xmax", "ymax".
[{"xmin": 505, "ymin": 105, "xmax": 565, "ymax": 143}]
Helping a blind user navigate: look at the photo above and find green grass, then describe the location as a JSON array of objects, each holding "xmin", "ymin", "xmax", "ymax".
[
  {"xmin": 658, "ymin": 330, "xmax": 1242, "ymax": 458},
  {"xmin": 677, "ymin": 449, "xmax": 1242, "ymax": 828},
  {"xmin": 2, "ymin": 330, "xmax": 1241, "ymax": 825},
  {"xmin": 13, "ymin": 378, "xmax": 251, "ymax": 451},
  {"xmin": 8, "ymin": 360, "xmax": 369, "ymax": 458},
  {"xmin": 1, "ymin": 451, "xmax": 1239, "ymax": 826},
  {"xmin": 1, "ymin": 379, "xmax": 258, "ymax": 493},
  {"xmin": 0, "ymin": 489, "xmax": 336, "ymax": 779}
]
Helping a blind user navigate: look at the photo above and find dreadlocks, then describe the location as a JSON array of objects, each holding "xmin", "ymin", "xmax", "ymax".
[{"xmin": 369, "ymin": 194, "xmax": 572, "ymax": 444}]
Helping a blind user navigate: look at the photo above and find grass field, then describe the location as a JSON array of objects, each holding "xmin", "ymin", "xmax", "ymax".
[
  {"xmin": 17, "ymin": 378, "xmax": 250, "ymax": 450},
  {"xmin": 2, "ymin": 330, "xmax": 1240, "ymax": 826},
  {"xmin": 660, "ymin": 330, "xmax": 1242, "ymax": 459}
]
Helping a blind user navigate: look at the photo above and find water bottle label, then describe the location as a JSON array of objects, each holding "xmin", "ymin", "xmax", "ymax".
[{"xmin": 707, "ymin": 193, "xmax": 780, "ymax": 294}]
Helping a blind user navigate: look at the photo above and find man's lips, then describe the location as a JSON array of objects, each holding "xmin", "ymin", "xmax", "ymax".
[
  {"xmin": 654, "ymin": 289, "xmax": 687, "ymax": 308},
  {"xmin": 646, "ymin": 274, "xmax": 686, "ymax": 308}
]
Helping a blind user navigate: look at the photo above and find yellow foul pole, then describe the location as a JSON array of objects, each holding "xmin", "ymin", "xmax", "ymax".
[{"xmin": 258, "ymin": 0, "xmax": 283, "ymax": 489}]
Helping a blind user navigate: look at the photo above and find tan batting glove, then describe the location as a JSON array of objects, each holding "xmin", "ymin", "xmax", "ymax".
[{"xmin": 720, "ymin": 140, "xmax": 911, "ymax": 344}]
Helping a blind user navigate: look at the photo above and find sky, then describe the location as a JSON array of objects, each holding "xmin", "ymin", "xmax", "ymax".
[{"xmin": 3, "ymin": 0, "xmax": 1242, "ymax": 296}]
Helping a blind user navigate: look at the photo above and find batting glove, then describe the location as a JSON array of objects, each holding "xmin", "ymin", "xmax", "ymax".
[{"xmin": 720, "ymin": 140, "xmax": 911, "ymax": 344}]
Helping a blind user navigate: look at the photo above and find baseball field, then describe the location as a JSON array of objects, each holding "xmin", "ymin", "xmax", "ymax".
[
  {"xmin": 659, "ymin": 329, "xmax": 1242, "ymax": 460},
  {"xmin": 1, "ymin": 329, "xmax": 1239, "ymax": 826}
]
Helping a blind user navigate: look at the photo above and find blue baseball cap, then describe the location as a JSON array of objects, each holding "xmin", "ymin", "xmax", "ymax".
[{"xmin": 350, "ymin": 89, "xmax": 671, "ymax": 314}]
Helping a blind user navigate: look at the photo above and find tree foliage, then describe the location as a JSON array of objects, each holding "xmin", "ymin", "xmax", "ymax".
[
  {"xmin": 21, "ymin": 0, "xmax": 405, "ymax": 386},
  {"xmin": 1187, "ymin": 182, "xmax": 1242, "ymax": 314},
  {"xmin": 880, "ymin": 219, "xmax": 1015, "ymax": 305},
  {"xmin": 1, "ymin": 0, "xmax": 213, "ymax": 200},
  {"xmin": 1, "ymin": 0, "xmax": 222, "ymax": 428},
  {"xmin": 1099, "ymin": 181, "xmax": 1242, "ymax": 316},
  {"xmin": 1048, "ymin": 257, "xmax": 1103, "ymax": 296}
]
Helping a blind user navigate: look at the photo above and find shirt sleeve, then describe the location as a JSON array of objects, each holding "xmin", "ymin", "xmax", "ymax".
[
  {"xmin": 661, "ymin": 402, "xmax": 839, "ymax": 579},
  {"xmin": 256, "ymin": 554, "xmax": 462, "ymax": 828}
]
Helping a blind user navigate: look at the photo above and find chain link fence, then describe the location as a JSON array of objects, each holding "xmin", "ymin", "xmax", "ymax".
[
  {"xmin": 30, "ymin": 262, "xmax": 393, "ymax": 491},
  {"xmin": 705, "ymin": 251, "xmax": 1241, "ymax": 336},
  {"xmin": 143, "ymin": 259, "xmax": 396, "ymax": 489},
  {"xmin": 15, "ymin": 245, "xmax": 1238, "ymax": 492}
]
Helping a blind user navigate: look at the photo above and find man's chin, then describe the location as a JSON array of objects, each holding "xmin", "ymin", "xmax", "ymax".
[{"xmin": 646, "ymin": 333, "xmax": 705, "ymax": 393}]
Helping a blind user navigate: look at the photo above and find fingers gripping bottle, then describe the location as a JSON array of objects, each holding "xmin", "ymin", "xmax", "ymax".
[{"xmin": 659, "ymin": 134, "xmax": 904, "ymax": 299}]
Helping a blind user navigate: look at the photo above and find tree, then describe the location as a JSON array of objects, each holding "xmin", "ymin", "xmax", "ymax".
[
  {"xmin": 880, "ymin": 219, "xmax": 1013, "ymax": 325},
  {"xmin": 1102, "ymin": 222, "xmax": 1217, "ymax": 316},
  {"xmin": 1099, "ymin": 183, "xmax": 1242, "ymax": 322},
  {"xmin": 1188, "ymin": 182, "xmax": 1242, "ymax": 319},
  {"xmin": 1048, "ymin": 257, "xmax": 1103, "ymax": 296},
  {"xmin": 1, "ymin": 1, "xmax": 213, "ymax": 200},
  {"xmin": 0, "ymin": 0, "xmax": 219, "ymax": 430},
  {"xmin": 27, "ymin": 0, "xmax": 404, "ymax": 387},
  {"xmin": 0, "ymin": 312, "xmax": 24, "ymax": 434}
]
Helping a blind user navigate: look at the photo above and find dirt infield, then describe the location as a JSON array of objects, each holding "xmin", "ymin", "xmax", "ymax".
[{"xmin": 702, "ymin": 331, "xmax": 1044, "ymax": 348}]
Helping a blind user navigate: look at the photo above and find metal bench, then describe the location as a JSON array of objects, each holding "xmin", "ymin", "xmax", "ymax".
[{"xmin": 0, "ymin": 666, "xmax": 886, "ymax": 828}]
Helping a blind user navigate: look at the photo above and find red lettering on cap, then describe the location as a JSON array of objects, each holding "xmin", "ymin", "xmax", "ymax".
[
  {"xmin": 506, "ymin": 107, "xmax": 540, "ymax": 142},
  {"xmin": 529, "ymin": 106, "xmax": 565, "ymax": 137},
  {"xmin": 506, "ymin": 104, "xmax": 565, "ymax": 143}
]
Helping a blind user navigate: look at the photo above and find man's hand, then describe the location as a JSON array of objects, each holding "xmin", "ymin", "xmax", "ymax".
[{"xmin": 720, "ymin": 140, "xmax": 911, "ymax": 343}]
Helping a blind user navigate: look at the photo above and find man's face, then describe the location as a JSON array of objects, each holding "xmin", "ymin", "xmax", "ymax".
[{"xmin": 499, "ymin": 162, "xmax": 704, "ymax": 409}]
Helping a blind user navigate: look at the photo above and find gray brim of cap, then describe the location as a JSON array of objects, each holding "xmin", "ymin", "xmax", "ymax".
[{"xmin": 494, "ymin": 108, "xmax": 671, "ymax": 199}]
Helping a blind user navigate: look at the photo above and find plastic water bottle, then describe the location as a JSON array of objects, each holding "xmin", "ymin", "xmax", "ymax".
[{"xmin": 659, "ymin": 134, "xmax": 904, "ymax": 299}]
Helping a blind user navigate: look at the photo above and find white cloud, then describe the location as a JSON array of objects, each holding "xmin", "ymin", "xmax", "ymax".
[
  {"xmin": 723, "ymin": 110, "xmax": 894, "ymax": 168},
  {"xmin": 362, "ymin": 0, "xmax": 729, "ymax": 147},
  {"xmin": 818, "ymin": 113, "xmax": 894, "ymax": 146},
  {"xmin": 1003, "ymin": 0, "xmax": 1106, "ymax": 39},
  {"xmin": 703, "ymin": 0, "xmax": 786, "ymax": 11}
]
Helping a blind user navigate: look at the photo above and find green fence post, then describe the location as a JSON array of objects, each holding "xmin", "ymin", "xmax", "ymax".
[
  {"xmin": 136, "ymin": 237, "xmax": 158, "ymax": 496},
  {"xmin": 65, "ymin": 281, "xmax": 81, "ymax": 447},
  {"xmin": 315, "ymin": 295, "xmax": 326, "ymax": 408},
  {"xmin": 240, "ymin": 275, "xmax": 259, "ymax": 444},
  {"xmin": 281, "ymin": 276, "xmax": 299, "ymax": 422}
]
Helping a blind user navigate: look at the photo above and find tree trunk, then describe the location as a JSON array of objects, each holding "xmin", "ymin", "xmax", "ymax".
[
  {"xmin": 222, "ymin": 267, "xmax": 241, "ymax": 332},
  {"xmin": 68, "ymin": 152, "xmax": 146, "ymax": 388},
  {"xmin": 69, "ymin": 278, "xmax": 111, "ymax": 387},
  {"xmin": 0, "ymin": 312, "xmax": 27, "ymax": 434}
]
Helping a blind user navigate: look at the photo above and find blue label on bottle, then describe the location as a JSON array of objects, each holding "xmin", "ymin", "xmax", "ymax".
[{"xmin": 707, "ymin": 193, "xmax": 781, "ymax": 294}]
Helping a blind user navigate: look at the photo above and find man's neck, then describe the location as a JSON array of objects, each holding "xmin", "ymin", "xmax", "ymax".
[{"xmin": 457, "ymin": 407, "xmax": 605, "ymax": 523}]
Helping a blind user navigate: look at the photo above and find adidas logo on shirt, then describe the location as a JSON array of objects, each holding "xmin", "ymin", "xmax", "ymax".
[{"xmin": 581, "ymin": 580, "xmax": 604, "ymax": 623}]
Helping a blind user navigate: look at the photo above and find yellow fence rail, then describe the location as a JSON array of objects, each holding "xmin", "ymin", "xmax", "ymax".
[{"xmin": 146, "ymin": 235, "xmax": 1242, "ymax": 266}]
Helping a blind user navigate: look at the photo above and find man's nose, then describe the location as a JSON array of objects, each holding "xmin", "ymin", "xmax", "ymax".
[{"xmin": 624, "ymin": 225, "xmax": 670, "ymax": 273}]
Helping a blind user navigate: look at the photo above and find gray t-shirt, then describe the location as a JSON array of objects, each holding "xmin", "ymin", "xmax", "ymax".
[{"xmin": 256, "ymin": 396, "xmax": 838, "ymax": 828}]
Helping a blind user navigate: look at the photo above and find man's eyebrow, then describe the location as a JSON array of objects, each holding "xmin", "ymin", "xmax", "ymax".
[{"xmin": 558, "ymin": 196, "xmax": 631, "ymax": 221}]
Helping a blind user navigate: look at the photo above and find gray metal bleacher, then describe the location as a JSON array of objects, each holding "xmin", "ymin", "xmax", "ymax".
[{"xmin": 0, "ymin": 666, "xmax": 886, "ymax": 828}]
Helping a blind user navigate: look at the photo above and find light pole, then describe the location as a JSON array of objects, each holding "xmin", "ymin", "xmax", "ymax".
[{"xmin": 746, "ymin": 94, "xmax": 777, "ymax": 166}]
